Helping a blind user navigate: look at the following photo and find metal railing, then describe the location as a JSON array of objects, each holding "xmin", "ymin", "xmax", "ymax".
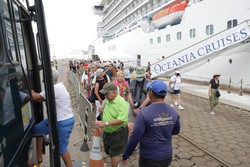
[{"xmin": 68, "ymin": 70, "xmax": 93, "ymax": 151}]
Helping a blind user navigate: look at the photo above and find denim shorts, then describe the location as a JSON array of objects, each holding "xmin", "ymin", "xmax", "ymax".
[
  {"xmin": 33, "ymin": 117, "xmax": 75, "ymax": 154},
  {"xmin": 173, "ymin": 89, "xmax": 181, "ymax": 94}
]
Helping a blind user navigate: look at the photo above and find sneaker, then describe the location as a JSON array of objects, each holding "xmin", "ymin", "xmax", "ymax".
[
  {"xmin": 178, "ymin": 105, "xmax": 184, "ymax": 110},
  {"xmin": 209, "ymin": 111, "xmax": 215, "ymax": 115},
  {"xmin": 174, "ymin": 101, "xmax": 178, "ymax": 106},
  {"xmin": 170, "ymin": 104, "xmax": 174, "ymax": 108}
]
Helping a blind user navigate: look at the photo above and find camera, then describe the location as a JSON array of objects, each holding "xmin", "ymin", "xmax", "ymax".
[{"xmin": 133, "ymin": 101, "xmax": 140, "ymax": 109}]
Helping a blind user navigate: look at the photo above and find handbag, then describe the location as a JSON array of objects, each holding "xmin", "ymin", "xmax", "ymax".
[
  {"xmin": 216, "ymin": 90, "xmax": 221, "ymax": 97},
  {"xmin": 168, "ymin": 83, "xmax": 175, "ymax": 94}
]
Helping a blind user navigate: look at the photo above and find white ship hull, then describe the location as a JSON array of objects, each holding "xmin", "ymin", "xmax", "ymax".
[{"xmin": 92, "ymin": 0, "xmax": 250, "ymax": 88}]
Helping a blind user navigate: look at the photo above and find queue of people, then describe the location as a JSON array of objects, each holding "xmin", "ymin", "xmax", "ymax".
[
  {"xmin": 75, "ymin": 61, "xmax": 182, "ymax": 167},
  {"xmin": 38, "ymin": 61, "xmax": 221, "ymax": 167}
]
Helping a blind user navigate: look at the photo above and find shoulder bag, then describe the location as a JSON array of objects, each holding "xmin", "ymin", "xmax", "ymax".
[{"xmin": 216, "ymin": 89, "xmax": 220, "ymax": 97}]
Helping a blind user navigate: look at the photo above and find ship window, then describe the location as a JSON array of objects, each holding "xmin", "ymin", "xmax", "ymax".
[
  {"xmin": 150, "ymin": 38, "xmax": 153, "ymax": 45},
  {"xmin": 177, "ymin": 32, "xmax": 182, "ymax": 40},
  {"xmin": 157, "ymin": 37, "xmax": 161, "ymax": 43},
  {"xmin": 227, "ymin": 19, "xmax": 238, "ymax": 29},
  {"xmin": 166, "ymin": 34, "xmax": 170, "ymax": 42},
  {"xmin": 190, "ymin": 29, "xmax": 196, "ymax": 38},
  {"xmin": 206, "ymin": 25, "xmax": 214, "ymax": 35}
]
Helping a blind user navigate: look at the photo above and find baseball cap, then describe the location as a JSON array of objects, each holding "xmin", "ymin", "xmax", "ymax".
[
  {"xmin": 99, "ymin": 82, "xmax": 117, "ymax": 94},
  {"xmin": 146, "ymin": 80, "xmax": 167, "ymax": 96}
]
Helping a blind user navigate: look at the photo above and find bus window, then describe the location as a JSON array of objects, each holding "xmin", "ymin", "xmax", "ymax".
[
  {"xmin": 1, "ymin": 0, "xmax": 18, "ymax": 63},
  {"xmin": 0, "ymin": 66, "xmax": 32, "ymax": 166},
  {"xmin": 13, "ymin": 2, "xmax": 28, "ymax": 69},
  {"xmin": 0, "ymin": 68, "xmax": 30, "ymax": 126},
  {"xmin": 0, "ymin": 26, "xmax": 3, "ymax": 63}
]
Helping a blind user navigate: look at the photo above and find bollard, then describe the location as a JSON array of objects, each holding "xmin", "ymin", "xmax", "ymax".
[
  {"xmin": 239, "ymin": 79, "xmax": 243, "ymax": 96},
  {"xmin": 228, "ymin": 78, "xmax": 231, "ymax": 93}
]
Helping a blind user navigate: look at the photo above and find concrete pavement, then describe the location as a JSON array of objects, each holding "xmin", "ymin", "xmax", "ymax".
[{"xmin": 41, "ymin": 68, "xmax": 250, "ymax": 166}]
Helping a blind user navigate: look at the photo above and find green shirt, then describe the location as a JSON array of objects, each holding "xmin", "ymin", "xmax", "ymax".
[{"xmin": 102, "ymin": 95, "xmax": 129, "ymax": 133}]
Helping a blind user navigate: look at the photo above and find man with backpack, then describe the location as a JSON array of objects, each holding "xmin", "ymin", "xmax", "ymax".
[{"xmin": 127, "ymin": 67, "xmax": 150, "ymax": 137}]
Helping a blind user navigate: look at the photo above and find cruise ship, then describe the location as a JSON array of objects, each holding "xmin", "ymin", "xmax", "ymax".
[{"xmin": 90, "ymin": 0, "xmax": 250, "ymax": 90}]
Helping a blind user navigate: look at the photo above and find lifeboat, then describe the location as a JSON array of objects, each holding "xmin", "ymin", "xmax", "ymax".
[{"xmin": 152, "ymin": 2, "xmax": 188, "ymax": 29}]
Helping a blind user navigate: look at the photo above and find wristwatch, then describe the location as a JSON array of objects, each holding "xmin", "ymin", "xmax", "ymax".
[{"xmin": 105, "ymin": 122, "xmax": 109, "ymax": 126}]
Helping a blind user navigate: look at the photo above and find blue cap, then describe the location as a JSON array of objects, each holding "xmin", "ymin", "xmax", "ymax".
[{"xmin": 146, "ymin": 80, "xmax": 167, "ymax": 96}]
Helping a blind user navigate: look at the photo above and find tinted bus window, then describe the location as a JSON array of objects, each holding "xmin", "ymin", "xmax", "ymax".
[
  {"xmin": 13, "ymin": 2, "xmax": 28, "ymax": 69},
  {"xmin": 1, "ymin": 1, "xmax": 18, "ymax": 63},
  {"xmin": 0, "ymin": 66, "xmax": 32, "ymax": 166}
]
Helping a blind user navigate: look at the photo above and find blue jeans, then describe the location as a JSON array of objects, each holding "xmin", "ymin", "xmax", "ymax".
[{"xmin": 139, "ymin": 156, "xmax": 172, "ymax": 167}]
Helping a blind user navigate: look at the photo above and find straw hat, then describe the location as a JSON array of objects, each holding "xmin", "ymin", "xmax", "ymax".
[
  {"xmin": 135, "ymin": 67, "xmax": 146, "ymax": 77},
  {"xmin": 213, "ymin": 73, "xmax": 221, "ymax": 77}
]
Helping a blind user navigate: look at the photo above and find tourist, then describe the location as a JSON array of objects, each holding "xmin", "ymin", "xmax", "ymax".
[
  {"xmin": 122, "ymin": 80, "xmax": 180, "ymax": 167},
  {"xmin": 96, "ymin": 82, "xmax": 129, "ymax": 167},
  {"xmin": 208, "ymin": 73, "xmax": 221, "ymax": 115},
  {"xmin": 32, "ymin": 68, "xmax": 75, "ymax": 167}
]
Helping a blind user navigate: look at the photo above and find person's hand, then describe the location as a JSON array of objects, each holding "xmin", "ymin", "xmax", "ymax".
[
  {"xmin": 123, "ymin": 159, "xmax": 128, "ymax": 166},
  {"xmin": 99, "ymin": 100, "xmax": 103, "ymax": 105},
  {"xmin": 96, "ymin": 121, "xmax": 104, "ymax": 128},
  {"xmin": 98, "ymin": 106, "xmax": 103, "ymax": 113}
]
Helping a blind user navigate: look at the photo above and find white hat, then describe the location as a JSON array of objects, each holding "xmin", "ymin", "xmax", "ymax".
[
  {"xmin": 213, "ymin": 73, "xmax": 221, "ymax": 77},
  {"xmin": 104, "ymin": 62, "xmax": 110, "ymax": 67}
]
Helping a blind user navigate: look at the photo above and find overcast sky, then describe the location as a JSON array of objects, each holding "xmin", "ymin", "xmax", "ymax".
[{"xmin": 43, "ymin": 0, "xmax": 100, "ymax": 58}]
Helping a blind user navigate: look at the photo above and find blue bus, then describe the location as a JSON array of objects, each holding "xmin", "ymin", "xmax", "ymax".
[{"xmin": 0, "ymin": 0, "xmax": 60, "ymax": 166}]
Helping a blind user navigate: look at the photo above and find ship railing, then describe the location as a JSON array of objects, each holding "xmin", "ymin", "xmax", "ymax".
[
  {"xmin": 127, "ymin": 15, "xmax": 143, "ymax": 29},
  {"xmin": 145, "ymin": 0, "xmax": 174, "ymax": 18},
  {"xmin": 102, "ymin": 0, "xmax": 167, "ymax": 35},
  {"xmin": 226, "ymin": 78, "xmax": 250, "ymax": 95},
  {"xmin": 102, "ymin": 0, "xmax": 132, "ymax": 28},
  {"xmin": 106, "ymin": 0, "xmax": 150, "ymax": 32}
]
